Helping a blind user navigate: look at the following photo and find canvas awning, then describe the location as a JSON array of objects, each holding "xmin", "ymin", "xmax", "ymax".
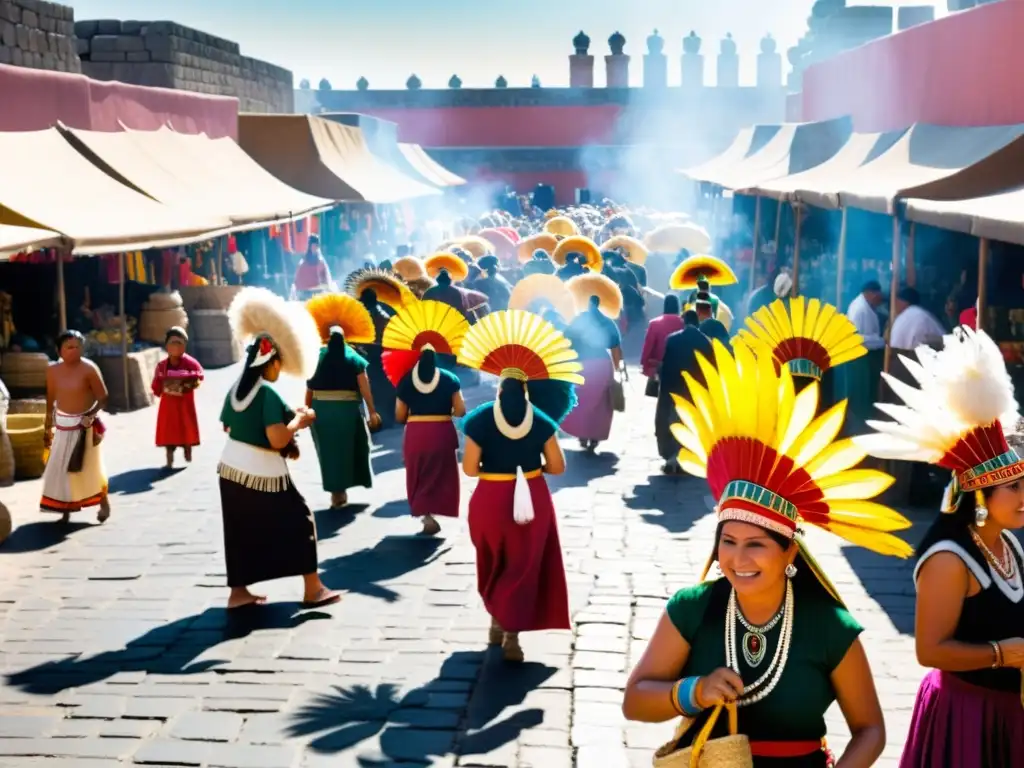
[
  {"xmin": 62, "ymin": 125, "xmax": 333, "ymax": 230},
  {"xmin": 0, "ymin": 224, "xmax": 62, "ymax": 259},
  {"xmin": 399, "ymin": 143, "xmax": 466, "ymax": 187},
  {"xmin": 905, "ymin": 187, "xmax": 1024, "ymax": 245},
  {"xmin": 750, "ymin": 130, "xmax": 906, "ymax": 200},
  {"xmin": 680, "ymin": 124, "xmax": 782, "ymax": 182},
  {"xmin": 792, "ymin": 123, "xmax": 1024, "ymax": 213},
  {"xmin": 237, "ymin": 114, "xmax": 440, "ymax": 203},
  {"xmin": 692, "ymin": 117, "xmax": 853, "ymax": 191},
  {"xmin": 0, "ymin": 128, "xmax": 231, "ymax": 254}
]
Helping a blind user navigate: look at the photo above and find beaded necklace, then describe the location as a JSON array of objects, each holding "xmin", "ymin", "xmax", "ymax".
[{"xmin": 724, "ymin": 579, "xmax": 795, "ymax": 706}]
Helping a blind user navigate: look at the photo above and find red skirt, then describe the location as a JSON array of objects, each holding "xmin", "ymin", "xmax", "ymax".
[
  {"xmin": 468, "ymin": 473, "xmax": 571, "ymax": 632},
  {"xmin": 155, "ymin": 392, "xmax": 200, "ymax": 448},
  {"xmin": 403, "ymin": 419, "xmax": 460, "ymax": 518}
]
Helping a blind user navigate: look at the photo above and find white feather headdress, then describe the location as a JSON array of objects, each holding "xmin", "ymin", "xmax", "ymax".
[
  {"xmin": 228, "ymin": 287, "xmax": 320, "ymax": 380},
  {"xmin": 854, "ymin": 328, "xmax": 1024, "ymax": 499}
]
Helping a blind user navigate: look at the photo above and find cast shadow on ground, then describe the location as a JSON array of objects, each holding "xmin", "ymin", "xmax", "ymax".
[
  {"xmin": 4, "ymin": 603, "xmax": 331, "ymax": 695},
  {"xmin": 313, "ymin": 504, "xmax": 364, "ymax": 542},
  {"xmin": 0, "ymin": 520, "xmax": 92, "ymax": 554},
  {"xmin": 286, "ymin": 649, "xmax": 552, "ymax": 764},
  {"xmin": 547, "ymin": 449, "xmax": 619, "ymax": 492},
  {"xmin": 319, "ymin": 536, "xmax": 448, "ymax": 603},
  {"xmin": 626, "ymin": 473, "xmax": 710, "ymax": 535},
  {"xmin": 371, "ymin": 501, "xmax": 408, "ymax": 519},
  {"xmin": 107, "ymin": 466, "xmax": 184, "ymax": 496}
]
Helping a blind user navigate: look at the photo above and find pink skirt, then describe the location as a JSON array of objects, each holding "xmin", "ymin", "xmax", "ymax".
[
  {"xmin": 899, "ymin": 670, "xmax": 1024, "ymax": 767},
  {"xmin": 403, "ymin": 419, "xmax": 460, "ymax": 518},
  {"xmin": 560, "ymin": 356, "xmax": 614, "ymax": 442}
]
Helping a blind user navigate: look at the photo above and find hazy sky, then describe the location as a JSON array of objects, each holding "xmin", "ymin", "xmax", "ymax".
[{"xmin": 64, "ymin": 1, "xmax": 944, "ymax": 89}]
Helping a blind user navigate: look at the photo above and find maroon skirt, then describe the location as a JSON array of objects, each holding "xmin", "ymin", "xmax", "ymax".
[
  {"xmin": 468, "ymin": 473, "xmax": 571, "ymax": 632},
  {"xmin": 899, "ymin": 670, "xmax": 1024, "ymax": 767},
  {"xmin": 403, "ymin": 418, "xmax": 460, "ymax": 518}
]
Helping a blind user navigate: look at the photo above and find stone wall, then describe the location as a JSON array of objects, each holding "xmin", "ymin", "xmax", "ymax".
[
  {"xmin": 0, "ymin": 0, "xmax": 81, "ymax": 72},
  {"xmin": 74, "ymin": 20, "xmax": 293, "ymax": 113}
]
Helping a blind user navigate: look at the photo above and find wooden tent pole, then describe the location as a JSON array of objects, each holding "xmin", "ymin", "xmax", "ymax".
[
  {"xmin": 791, "ymin": 204, "xmax": 803, "ymax": 296},
  {"xmin": 119, "ymin": 251, "xmax": 128, "ymax": 411},
  {"xmin": 835, "ymin": 207, "xmax": 848, "ymax": 307},
  {"xmin": 978, "ymin": 238, "xmax": 990, "ymax": 333},
  {"xmin": 749, "ymin": 196, "xmax": 762, "ymax": 294},
  {"xmin": 906, "ymin": 223, "xmax": 917, "ymax": 287},
  {"xmin": 883, "ymin": 217, "xmax": 902, "ymax": 375},
  {"xmin": 56, "ymin": 248, "xmax": 67, "ymax": 332}
]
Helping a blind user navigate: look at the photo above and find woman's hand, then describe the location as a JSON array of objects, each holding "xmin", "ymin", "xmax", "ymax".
[
  {"xmin": 294, "ymin": 408, "xmax": 316, "ymax": 430},
  {"xmin": 997, "ymin": 638, "xmax": 1024, "ymax": 668},
  {"xmin": 694, "ymin": 668, "xmax": 744, "ymax": 708}
]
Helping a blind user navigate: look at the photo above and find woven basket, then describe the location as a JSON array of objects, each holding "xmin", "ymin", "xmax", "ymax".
[
  {"xmin": 7, "ymin": 412, "xmax": 46, "ymax": 480},
  {"xmin": 138, "ymin": 305, "xmax": 189, "ymax": 344},
  {"xmin": 0, "ymin": 352, "xmax": 49, "ymax": 393},
  {"xmin": 653, "ymin": 703, "xmax": 752, "ymax": 768},
  {"xmin": 179, "ymin": 285, "xmax": 243, "ymax": 311},
  {"xmin": 0, "ymin": 501, "xmax": 10, "ymax": 544},
  {"xmin": 8, "ymin": 399, "xmax": 47, "ymax": 415}
]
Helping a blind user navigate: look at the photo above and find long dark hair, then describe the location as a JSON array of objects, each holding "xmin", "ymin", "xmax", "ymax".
[
  {"xmin": 916, "ymin": 482, "xmax": 997, "ymax": 559},
  {"xmin": 498, "ymin": 377, "xmax": 527, "ymax": 425},
  {"xmin": 417, "ymin": 347, "xmax": 437, "ymax": 381},
  {"xmin": 307, "ymin": 329, "xmax": 366, "ymax": 390},
  {"xmin": 235, "ymin": 333, "xmax": 276, "ymax": 401},
  {"xmin": 436, "ymin": 268, "xmax": 452, "ymax": 288}
]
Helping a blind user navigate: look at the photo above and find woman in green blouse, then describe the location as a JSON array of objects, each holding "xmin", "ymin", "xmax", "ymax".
[{"xmin": 623, "ymin": 338, "xmax": 915, "ymax": 766}]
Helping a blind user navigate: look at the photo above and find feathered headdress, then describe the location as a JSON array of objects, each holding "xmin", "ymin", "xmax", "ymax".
[
  {"xmin": 392, "ymin": 256, "xmax": 428, "ymax": 282},
  {"xmin": 645, "ymin": 222, "xmax": 711, "ymax": 254},
  {"xmin": 552, "ymin": 235, "xmax": 603, "ymax": 271},
  {"xmin": 228, "ymin": 287, "xmax": 320, "ymax": 378},
  {"xmin": 380, "ymin": 299, "xmax": 470, "ymax": 387},
  {"xmin": 517, "ymin": 232, "xmax": 559, "ymax": 263},
  {"xmin": 854, "ymin": 328, "xmax": 1024, "ymax": 511},
  {"xmin": 566, "ymin": 273, "xmax": 623, "ymax": 319},
  {"xmin": 543, "ymin": 215, "xmax": 578, "ymax": 237},
  {"xmin": 737, "ymin": 297, "xmax": 867, "ymax": 381},
  {"xmin": 669, "ymin": 254, "xmax": 738, "ymax": 291},
  {"xmin": 424, "ymin": 252, "xmax": 470, "ymax": 282},
  {"xmin": 448, "ymin": 236, "xmax": 493, "ymax": 260},
  {"xmin": 672, "ymin": 339, "xmax": 913, "ymax": 601},
  {"xmin": 509, "ymin": 274, "xmax": 577, "ymax": 321},
  {"xmin": 600, "ymin": 235, "xmax": 648, "ymax": 266},
  {"xmin": 476, "ymin": 228, "xmax": 517, "ymax": 262},
  {"xmin": 305, "ymin": 293, "xmax": 377, "ymax": 345},
  {"xmin": 345, "ymin": 267, "xmax": 415, "ymax": 311}
]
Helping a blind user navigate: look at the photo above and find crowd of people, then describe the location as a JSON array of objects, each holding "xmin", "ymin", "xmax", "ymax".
[{"xmin": 33, "ymin": 201, "xmax": 1024, "ymax": 767}]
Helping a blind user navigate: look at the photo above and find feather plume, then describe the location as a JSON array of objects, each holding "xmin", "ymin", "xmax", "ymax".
[
  {"xmin": 552, "ymin": 235, "xmax": 602, "ymax": 270},
  {"xmin": 457, "ymin": 309, "xmax": 584, "ymax": 385},
  {"xmin": 228, "ymin": 287, "xmax": 320, "ymax": 379},
  {"xmin": 305, "ymin": 293, "xmax": 376, "ymax": 345},
  {"xmin": 565, "ymin": 273, "xmax": 623, "ymax": 319},
  {"xmin": 509, "ymin": 274, "xmax": 577, "ymax": 320}
]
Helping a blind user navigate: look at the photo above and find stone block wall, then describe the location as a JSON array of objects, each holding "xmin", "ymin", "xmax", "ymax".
[
  {"xmin": 75, "ymin": 20, "xmax": 293, "ymax": 113},
  {"xmin": 0, "ymin": 0, "xmax": 81, "ymax": 72}
]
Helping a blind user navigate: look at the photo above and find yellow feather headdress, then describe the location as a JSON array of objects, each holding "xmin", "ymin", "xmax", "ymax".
[
  {"xmin": 600, "ymin": 235, "xmax": 648, "ymax": 266},
  {"xmin": 424, "ymin": 252, "xmax": 470, "ymax": 283},
  {"xmin": 380, "ymin": 299, "xmax": 471, "ymax": 386},
  {"xmin": 457, "ymin": 309, "xmax": 584, "ymax": 385},
  {"xmin": 392, "ymin": 256, "xmax": 427, "ymax": 282},
  {"xmin": 854, "ymin": 327, "xmax": 1024, "ymax": 507},
  {"xmin": 671, "ymin": 339, "xmax": 913, "ymax": 600},
  {"xmin": 543, "ymin": 215, "xmax": 579, "ymax": 237},
  {"xmin": 509, "ymin": 274, "xmax": 577, "ymax": 321},
  {"xmin": 345, "ymin": 267, "xmax": 415, "ymax": 311},
  {"xmin": 305, "ymin": 293, "xmax": 377, "ymax": 345},
  {"xmin": 669, "ymin": 254, "xmax": 738, "ymax": 291},
  {"xmin": 517, "ymin": 232, "xmax": 559, "ymax": 263},
  {"xmin": 552, "ymin": 235, "xmax": 602, "ymax": 271},
  {"xmin": 228, "ymin": 287, "xmax": 320, "ymax": 379},
  {"xmin": 565, "ymin": 273, "xmax": 623, "ymax": 319},
  {"xmin": 736, "ymin": 297, "xmax": 867, "ymax": 381}
]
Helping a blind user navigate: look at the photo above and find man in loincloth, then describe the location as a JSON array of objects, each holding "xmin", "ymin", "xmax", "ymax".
[{"xmin": 41, "ymin": 330, "xmax": 111, "ymax": 523}]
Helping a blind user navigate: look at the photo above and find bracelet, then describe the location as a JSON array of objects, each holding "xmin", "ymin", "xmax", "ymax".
[
  {"xmin": 669, "ymin": 680, "xmax": 686, "ymax": 717},
  {"xmin": 672, "ymin": 676, "xmax": 704, "ymax": 718},
  {"xmin": 990, "ymin": 641, "xmax": 1004, "ymax": 669}
]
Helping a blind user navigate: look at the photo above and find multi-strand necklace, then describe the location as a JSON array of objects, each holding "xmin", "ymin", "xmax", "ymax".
[
  {"xmin": 735, "ymin": 599, "xmax": 785, "ymax": 668},
  {"xmin": 725, "ymin": 580, "xmax": 794, "ymax": 707},
  {"xmin": 970, "ymin": 528, "xmax": 1018, "ymax": 582}
]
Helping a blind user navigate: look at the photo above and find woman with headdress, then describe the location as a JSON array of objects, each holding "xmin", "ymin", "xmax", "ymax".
[
  {"xmin": 343, "ymin": 279, "xmax": 400, "ymax": 433},
  {"xmin": 457, "ymin": 310, "xmax": 582, "ymax": 662},
  {"xmin": 672, "ymin": 254, "xmax": 738, "ymax": 332},
  {"xmin": 151, "ymin": 326, "xmax": 203, "ymax": 469},
  {"xmin": 305, "ymin": 294, "xmax": 379, "ymax": 509},
  {"xmin": 382, "ymin": 300, "xmax": 469, "ymax": 535},
  {"xmin": 475, "ymin": 255, "xmax": 513, "ymax": 312},
  {"xmin": 556, "ymin": 252, "xmax": 587, "ymax": 281},
  {"xmin": 560, "ymin": 274, "xmax": 624, "ymax": 453},
  {"xmin": 623, "ymin": 337, "xmax": 913, "ymax": 765},
  {"xmin": 522, "ymin": 249, "xmax": 556, "ymax": 277},
  {"xmin": 854, "ymin": 328, "xmax": 1024, "ymax": 767},
  {"xmin": 220, "ymin": 288, "xmax": 339, "ymax": 609}
]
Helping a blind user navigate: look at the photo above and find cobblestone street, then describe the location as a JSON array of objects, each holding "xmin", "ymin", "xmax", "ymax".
[{"xmin": 0, "ymin": 364, "xmax": 927, "ymax": 767}]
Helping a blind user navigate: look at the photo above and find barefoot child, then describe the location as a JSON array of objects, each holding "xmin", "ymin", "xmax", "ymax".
[
  {"xmin": 152, "ymin": 326, "xmax": 203, "ymax": 469},
  {"xmin": 41, "ymin": 330, "xmax": 111, "ymax": 523}
]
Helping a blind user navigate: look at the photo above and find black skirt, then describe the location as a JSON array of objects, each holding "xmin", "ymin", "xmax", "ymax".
[{"xmin": 219, "ymin": 477, "xmax": 318, "ymax": 587}]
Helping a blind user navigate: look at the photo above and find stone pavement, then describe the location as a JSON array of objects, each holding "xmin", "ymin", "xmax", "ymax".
[{"xmin": 0, "ymin": 364, "xmax": 928, "ymax": 767}]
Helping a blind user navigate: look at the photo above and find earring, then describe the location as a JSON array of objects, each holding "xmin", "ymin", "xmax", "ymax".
[
  {"xmin": 975, "ymin": 490, "xmax": 988, "ymax": 528},
  {"xmin": 785, "ymin": 563, "xmax": 798, "ymax": 579}
]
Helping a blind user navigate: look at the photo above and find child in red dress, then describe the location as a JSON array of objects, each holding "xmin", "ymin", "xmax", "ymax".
[{"xmin": 151, "ymin": 326, "xmax": 203, "ymax": 468}]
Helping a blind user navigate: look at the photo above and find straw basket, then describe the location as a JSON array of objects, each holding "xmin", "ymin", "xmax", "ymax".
[
  {"xmin": 8, "ymin": 399, "xmax": 47, "ymax": 415},
  {"xmin": 7, "ymin": 412, "xmax": 46, "ymax": 480},
  {"xmin": 0, "ymin": 352, "xmax": 49, "ymax": 394},
  {"xmin": 138, "ymin": 292, "xmax": 189, "ymax": 345},
  {"xmin": 0, "ymin": 501, "xmax": 10, "ymax": 545},
  {"xmin": 179, "ymin": 285, "xmax": 243, "ymax": 312},
  {"xmin": 652, "ymin": 703, "xmax": 751, "ymax": 768}
]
